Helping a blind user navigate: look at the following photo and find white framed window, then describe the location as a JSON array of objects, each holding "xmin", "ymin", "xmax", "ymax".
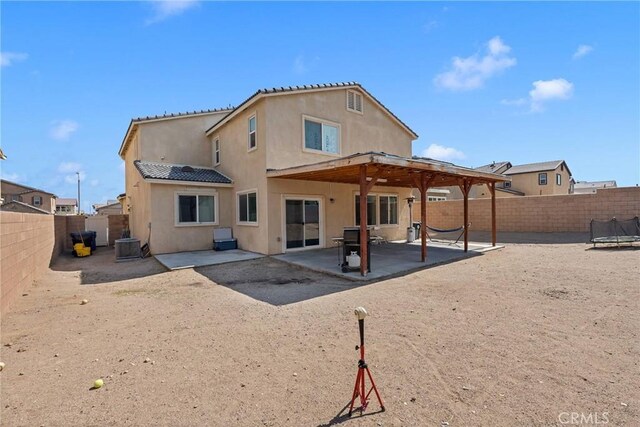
[
  {"xmin": 33, "ymin": 196, "xmax": 42, "ymax": 206},
  {"xmin": 237, "ymin": 190, "xmax": 258, "ymax": 225},
  {"xmin": 346, "ymin": 90, "xmax": 363, "ymax": 114},
  {"xmin": 504, "ymin": 181, "xmax": 511, "ymax": 188},
  {"xmin": 248, "ymin": 115, "xmax": 257, "ymax": 151},
  {"xmin": 354, "ymin": 193, "xmax": 399, "ymax": 226},
  {"xmin": 556, "ymin": 173, "xmax": 562, "ymax": 186},
  {"xmin": 214, "ymin": 137, "xmax": 221, "ymax": 166},
  {"xmin": 539, "ymin": 173, "xmax": 548, "ymax": 185},
  {"xmin": 303, "ymin": 115, "xmax": 340, "ymax": 155},
  {"xmin": 379, "ymin": 195, "xmax": 398, "ymax": 225},
  {"xmin": 428, "ymin": 196, "xmax": 447, "ymax": 201},
  {"xmin": 175, "ymin": 191, "xmax": 218, "ymax": 226}
]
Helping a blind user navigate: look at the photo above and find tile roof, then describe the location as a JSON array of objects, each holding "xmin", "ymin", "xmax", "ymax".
[
  {"xmin": 131, "ymin": 107, "xmax": 233, "ymax": 123},
  {"xmin": 57, "ymin": 198, "xmax": 78, "ymax": 206},
  {"xmin": 474, "ymin": 161, "xmax": 511, "ymax": 174},
  {"xmin": 504, "ymin": 160, "xmax": 565, "ymax": 175},
  {"xmin": 0, "ymin": 200, "xmax": 51, "ymax": 214},
  {"xmin": 205, "ymin": 82, "xmax": 418, "ymax": 138},
  {"xmin": 134, "ymin": 161, "xmax": 232, "ymax": 185}
]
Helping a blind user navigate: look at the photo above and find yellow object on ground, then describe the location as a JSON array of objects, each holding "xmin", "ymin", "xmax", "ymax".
[{"xmin": 74, "ymin": 243, "xmax": 91, "ymax": 257}]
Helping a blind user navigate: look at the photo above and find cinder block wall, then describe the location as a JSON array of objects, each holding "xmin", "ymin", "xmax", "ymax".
[
  {"xmin": 108, "ymin": 214, "xmax": 130, "ymax": 246},
  {"xmin": 0, "ymin": 212, "xmax": 55, "ymax": 314},
  {"xmin": 413, "ymin": 187, "xmax": 640, "ymax": 233},
  {"xmin": 64, "ymin": 215, "xmax": 87, "ymax": 249}
]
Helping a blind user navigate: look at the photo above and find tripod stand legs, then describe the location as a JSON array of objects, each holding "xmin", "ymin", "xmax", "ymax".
[{"xmin": 348, "ymin": 364, "xmax": 385, "ymax": 416}]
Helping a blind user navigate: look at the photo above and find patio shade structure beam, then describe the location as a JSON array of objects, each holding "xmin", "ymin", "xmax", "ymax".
[{"xmin": 266, "ymin": 152, "xmax": 509, "ymax": 275}]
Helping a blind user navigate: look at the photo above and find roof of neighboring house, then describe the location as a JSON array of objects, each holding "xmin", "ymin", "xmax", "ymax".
[
  {"xmin": 475, "ymin": 161, "xmax": 512, "ymax": 174},
  {"xmin": 117, "ymin": 193, "xmax": 126, "ymax": 199},
  {"xmin": 96, "ymin": 202, "xmax": 121, "ymax": 211},
  {"xmin": 574, "ymin": 180, "xmax": 617, "ymax": 189},
  {"xmin": 0, "ymin": 200, "xmax": 51, "ymax": 214},
  {"xmin": 134, "ymin": 161, "xmax": 233, "ymax": 185},
  {"xmin": 497, "ymin": 187, "xmax": 525, "ymax": 196},
  {"xmin": 118, "ymin": 108, "xmax": 233, "ymax": 158},
  {"xmin": 57, "ymin": 198, "xmax": 78, "ymax": 206},
  {"xmin": 503, "ymin": 160, "xmax": 572, "ymax": 176},
  {"xmin": 205, "ymin": 82, "xmax": 419, "ymax": 139},
  {"xmin": 0, "ymin": 179, "xmax": 56, "ymax": 196}
]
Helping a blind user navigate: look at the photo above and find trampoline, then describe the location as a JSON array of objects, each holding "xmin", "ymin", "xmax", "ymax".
[{"xmin": 590, "ymin": 217, "xmax": 640, "ymax": 247}]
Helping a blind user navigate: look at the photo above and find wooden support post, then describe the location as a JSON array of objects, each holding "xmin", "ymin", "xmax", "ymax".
[
  {"xmin": 489, "ymin": 182, "xmax": 496, "ymax": 246},
  {"xmin": 458, "ymin": 179, "xmax": 471, "ymax": 253},
  {"xmin": 420, "ymin": 173, "xmax": 428, "ymax": 262},
  {"xmin": 359, "ymin": 165, "xmax": 368, "ymax": 276}
]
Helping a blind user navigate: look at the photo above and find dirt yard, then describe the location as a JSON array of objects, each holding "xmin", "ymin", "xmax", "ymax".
[{"xmin": 1, "ymin": 237, "xmax": 638, "ymax": 426}]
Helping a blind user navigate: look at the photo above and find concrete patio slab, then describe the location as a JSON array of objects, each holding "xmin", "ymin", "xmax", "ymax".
[
  {"xmin": 155, "ymin": 249, "xmax": 264, "ymax": 270},
  {"xmin": 274, "ymin": 240, "xmax": 502, "ymax": 281}
]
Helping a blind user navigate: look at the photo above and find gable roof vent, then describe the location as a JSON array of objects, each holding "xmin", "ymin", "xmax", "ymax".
[
  {"xmin": 347, "ymin": 90, "xmax": 363, "ymax": 113},
  {"xmin": 181, "ymin": 165, "xmax": 194, "ymax": 173}
]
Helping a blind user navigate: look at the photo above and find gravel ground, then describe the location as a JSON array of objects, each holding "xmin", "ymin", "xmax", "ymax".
[{"xmin": 1, "ymin": 237, "xmax": 638, "ymax": 426}]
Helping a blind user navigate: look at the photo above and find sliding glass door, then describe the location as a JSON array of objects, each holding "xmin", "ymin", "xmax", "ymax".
[{"xmin": 285, "ymin": 198, "xmax": 321, "ymax": 250}]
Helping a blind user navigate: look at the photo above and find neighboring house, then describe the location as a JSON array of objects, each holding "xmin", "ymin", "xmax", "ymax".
[
  {"xmin": 56, "ymin": 198, "xmax": 78, "ymax": 215},
  {"xmin": 439, "ymin": 160, "xmax": 573, "ymax": 199},
  {"xmin": 0, "ymin": 200, "xmax": 52, "ymax": 215},
  {"xmin": 119, "ymin": 82, "xmax": 504, "ymax": 255},
  {"xmin": 573, "ymin": 180, "xmax": 617, "ymax": 194},
  {"xmin": 0, "ymin": 179, "xmax": 57, "ymax": 213},
  {"xmin": 93, "ymin": 200, "xmax": 123, "ymax": 216}
]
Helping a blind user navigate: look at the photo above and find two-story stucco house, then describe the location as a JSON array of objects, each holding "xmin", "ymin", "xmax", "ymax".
[
  {"xmin": 0, "ymin": 179, "xmax": 57, "ymax": 214},
  {"xmin": 119, "ymin": 82, "xmax": 505, "ymax": 256}
]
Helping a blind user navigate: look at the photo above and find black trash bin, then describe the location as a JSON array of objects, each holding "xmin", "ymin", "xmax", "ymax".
[{"xmin": 70, "ymin": 231, "xmax": 97, "ymax": 252}]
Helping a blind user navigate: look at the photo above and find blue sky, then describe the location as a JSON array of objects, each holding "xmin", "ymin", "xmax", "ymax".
[{"xmin": 2, "ymin": 1, "xmax": 638, "ymax": 212}]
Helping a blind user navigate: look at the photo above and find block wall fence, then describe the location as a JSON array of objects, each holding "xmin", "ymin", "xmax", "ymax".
[
  {"xmin": 1, "ymin": 214, "xmax": 129, "ymax": 315},
  {"xmin": 413, "ymin": 187, "xmax": 640, "ymax": 233}
]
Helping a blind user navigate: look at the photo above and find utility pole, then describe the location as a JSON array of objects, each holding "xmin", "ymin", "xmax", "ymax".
[{"xmin": 76, "ymin": 171, "xmax": 81, "ymax": 215}]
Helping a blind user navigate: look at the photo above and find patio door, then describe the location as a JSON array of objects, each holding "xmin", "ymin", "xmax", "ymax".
[{"xmin": 285, "ymin": 198, "xmax": 322, "ymax": 250}]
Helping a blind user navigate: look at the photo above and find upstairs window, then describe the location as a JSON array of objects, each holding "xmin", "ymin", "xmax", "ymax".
[
  {"xmin": 347, "ymin": 90, "xmax": 363, "ymax": 113},
  {"xmin": 538, "ymin": 173, "xmax": 548, "ymax": 185},
  {"xmin": 303, "ymin": 116, "xmax": 340, "ymax": 155},
  {"xmin": 556, "ymin": 173, "xmax": 562, "ymax": 186},
  {"xmin": 33, "ymin": 196, "xmax": 42, "ymax": 206},
  {"xmin": 248, "ymin": 115, "xmax": 256, "ymax": 151},
  {"xmin": 214, "ymin": 138, "xmax": 221, "ymax": 165},
  {"xmin": 504, "ymin": 181, "xmax": 512, "ymax": 188}
]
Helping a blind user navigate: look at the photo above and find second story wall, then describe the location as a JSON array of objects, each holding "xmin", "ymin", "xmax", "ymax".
[
  {"xmin": 509, "ymin": 165, "xmax": 572, "ymax": 196},
  {"xmin": 138, "ymin": 113, "xmax": 228, "ymax": 167},
  {"xmin": 1, "ymin": 181, "xmax": 55, "ymax": 213},
  {"xmin": 264, "ymin": 89, "xmax": 414, "ymax": 170}
]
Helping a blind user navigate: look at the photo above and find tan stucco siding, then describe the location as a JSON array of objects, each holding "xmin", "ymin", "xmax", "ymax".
[
  {"xmin": 124, "ymin": 134, "xmax": 152, "ymax": 247},
  {"xmin": 208, "ymin": 100, "xmax": 269, "ymax": 254},
  {"xmin": 508, "ymin": 165, "xmax": 572, "ymax": 196},
  {"xmin": 266, "ymin": 178, "xmax": 412, "ymax": 255},
  {"xmin": 147, "ymin": 184, "xmax": 232, "ymax": 254},
  {"xmin": 138, "ymin": 113, "xmax": 227, "ymax": 167},
  {"xmin": 263, "ymin": 90, "xmax": 414, "ymax": 171}
]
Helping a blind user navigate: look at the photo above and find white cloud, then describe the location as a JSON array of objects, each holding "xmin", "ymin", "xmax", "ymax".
[
  {"xmin": 434, "ymin": 36, "xmax": 516, "ymax": 91},
  {"xmin": 90, "ymin": 179, "xmax": 99, "ymax": 187},
  {"xmin": 421, "ymin": 144, "xmax": 465, "ymax": 162},
  {"xmin": 529, "ymin": 78, "xmax": 574, "ymax": 112},
  {"xmin": 502, "ymin": 78, "xmax": 574, "ymax": 113},
  {"xmin": 572, "ymin": 44, "xmax": 593, "ymax": 60},
  {"xmin": 1, "ymin": 171, "xmax": 23, "ymax": 182},
  {"xmin": 292, "ymin": 54, "xmax": 319, "ymax": 75},
  {"xmin": 58, "ymin": 162, "xmax": 86, "ymax": 184},
  {"xmin": 0, "ymin": 52, "xmax": 28, "ymax": 67},
  {"xmin": 423, "ymin": 20, "xmax": 439, "ymax": 33},
  {"xmin": 49, "ymin": 120, "xmax": 79, "ymax": 141},
  {"xmin": 145, "ymin": 0, "xmax": 199, "ymax": 25}
]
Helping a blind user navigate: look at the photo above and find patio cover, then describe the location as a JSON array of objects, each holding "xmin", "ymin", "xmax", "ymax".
[{"xmin": 267, "ymin": 152, "xmax": 509, "ymax": 276}]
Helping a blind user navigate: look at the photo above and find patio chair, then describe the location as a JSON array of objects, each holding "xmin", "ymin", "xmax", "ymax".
[{"xmin": 213, "ymin": 227, "xmax": 238, "ymax": 251}]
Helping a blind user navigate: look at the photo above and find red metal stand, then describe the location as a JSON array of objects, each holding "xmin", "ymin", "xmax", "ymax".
[{"xmin": 348, "ymin": 318, "xmax": 385, "ymax": 416}]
